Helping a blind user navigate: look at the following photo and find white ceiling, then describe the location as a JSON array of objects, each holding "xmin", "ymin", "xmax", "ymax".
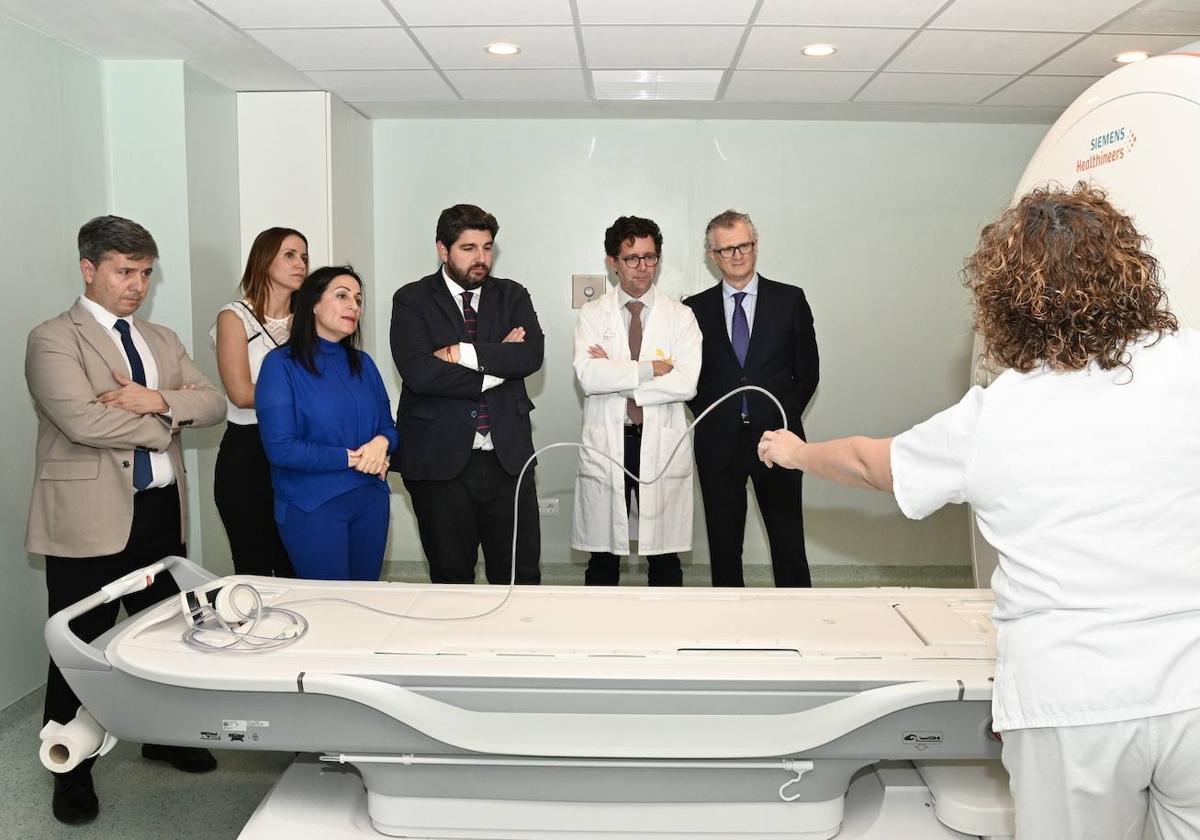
[{"xmin": 3, "ymin": 0, "xmax": 1200, "ymax": 122}]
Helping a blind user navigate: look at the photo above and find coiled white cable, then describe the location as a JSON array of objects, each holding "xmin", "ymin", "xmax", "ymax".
[
  {"xmin": 187, "ymin": 386, "xmax": 788, "ymax": 648},
  {"xmin": 181, "ymin": 582, "xmax": 309, "ymax": 653}
]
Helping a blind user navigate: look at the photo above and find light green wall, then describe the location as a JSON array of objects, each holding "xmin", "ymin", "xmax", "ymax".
[
  {"xmin": 372, "ymin": 119, "xmax": 1046, "ymax": 571},
  {"xmin": 104, "ymin": 61, "xmax": 205, "ymax": 557},
  {"xmin": 183, "ymin": 64, "xmax": 242, "ymax": 577},
  {"xmin": 0, "ymin": 48, "xmax": 240, "ymax": 709},
  {"xmin": 0, "ymin": 16, "xmax": 109, "ymax": 708},
  {"xmin": 102, "ymin": 61, "xmax": 241, "ymax": 573}
]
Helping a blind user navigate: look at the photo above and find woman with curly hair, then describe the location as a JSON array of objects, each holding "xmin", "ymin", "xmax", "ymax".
[{"xmin": 758, "ymin": 183, "xmax": 1200, "ymax": 839}]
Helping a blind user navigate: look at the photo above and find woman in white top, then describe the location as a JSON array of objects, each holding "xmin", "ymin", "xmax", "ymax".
[
  {"xmin": 212, "ymin": 227, "xmax": 308, "ymax": 577},
  {"xmin": 758, "ymin": 184, "xmax": 1200, "ymax": 840}
]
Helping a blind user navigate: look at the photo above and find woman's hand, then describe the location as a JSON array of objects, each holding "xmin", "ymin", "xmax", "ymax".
[
  {"xmin": 350, "ymin": 435, "xmax": 391, "ymax": 478},
  {"xmin": 757, "ymin": 429, "xmax": 806, "ymax": 470}
]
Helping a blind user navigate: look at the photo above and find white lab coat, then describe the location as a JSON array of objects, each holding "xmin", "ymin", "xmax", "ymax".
[{"xmin": 570, "ymin": 288, "xmax": 702, "ymax": 555}]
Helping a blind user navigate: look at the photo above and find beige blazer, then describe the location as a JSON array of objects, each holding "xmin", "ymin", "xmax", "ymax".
[{"xmin": 24, "ymin": 300, "xmax": 226, "ymax": 557}]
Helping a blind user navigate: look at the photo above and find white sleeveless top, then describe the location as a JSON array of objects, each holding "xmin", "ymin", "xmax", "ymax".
[{"xmin": 210, "ymin": 300, "xmax": 290, "ymax": 425}]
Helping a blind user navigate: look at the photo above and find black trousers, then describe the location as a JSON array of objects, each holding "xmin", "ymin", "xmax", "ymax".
[
  {"xmin": 44, "ymin": 485, "xmax": 185, "ymax": 726},
  {"xmin": 697, "ymin": 424, "xmax": 811, "ymax": 588},
  {"xmin": 404, "ymin": 450, "xmax": 541, "ymax": 585},
  {"xmin": 586, "ymin": 425, "xmax": 682, "ymax": 587},
  {"xmin": 214, "ymin": 422, "xmax": 293, "ymax": 578}
]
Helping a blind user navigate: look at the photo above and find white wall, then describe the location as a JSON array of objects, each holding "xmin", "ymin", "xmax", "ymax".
[
  {"xmin": 236, "ymin": 91, "xmax": 332, "ymax": 267},
  {"xmin": 0, "ymin": 16, "xmax": 109, "ymax": 708},
  {"xmin": 372, "ymin": 119, "xmax": 1046, "ymax": 571},
  {"xmin": 330, "ymin": 96, "xmax": 375, "ymax": 348}
]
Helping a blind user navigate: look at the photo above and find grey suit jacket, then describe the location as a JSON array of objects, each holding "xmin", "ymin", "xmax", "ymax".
[{"xmin": 24, "ymin": 300, "xmax": 226, "ymax": 557}]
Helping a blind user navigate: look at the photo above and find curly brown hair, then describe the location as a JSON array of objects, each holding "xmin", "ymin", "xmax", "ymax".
[{"xmin": 963, "ymin": 182, "xmax": 1176, "ymax": 372}]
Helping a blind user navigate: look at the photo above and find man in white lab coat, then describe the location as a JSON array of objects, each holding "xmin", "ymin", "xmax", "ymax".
[{"xmin": 571, "ymin": 216, "xmax": 702, "ymax": 585}]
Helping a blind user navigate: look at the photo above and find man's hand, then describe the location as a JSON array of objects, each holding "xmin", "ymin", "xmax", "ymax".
[
  {"xmin": 350, "ymin": 435, "xmax": 391, "ymax": 479},
  {"xmin": 97, "ymin": 371, "xmax": 169, "ymax": 415},
  {"xmin": 587, "ymin": 344, "xmax": 608, "ymax": 359},
  {"xmin": 757, "ymin": 429, "xmax": 805, "ymax": 470},
  {"xmin": 651, "ymin": 360, "xmax": 673, "ymax": 377},
  {"xmin": 503, "ymin": 327, "xmax": 526, "ymax": 343},
  {"xmin": 433, "ymin": 344, "xmax": 461, "ymax": 364}
]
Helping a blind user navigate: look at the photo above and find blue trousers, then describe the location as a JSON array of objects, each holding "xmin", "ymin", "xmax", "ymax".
[{"xmin": 278, "ymin": 482, "xmax": 390, "ymax": 580}]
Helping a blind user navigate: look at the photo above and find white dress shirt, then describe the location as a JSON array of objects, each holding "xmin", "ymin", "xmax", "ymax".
[{"xmin": 77, "ymin": 294, "xmax": 176, "ymax": 488}]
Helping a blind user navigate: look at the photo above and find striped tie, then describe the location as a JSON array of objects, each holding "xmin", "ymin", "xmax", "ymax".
[{"xmin": 461, "ymin": 291, "xmax": 490, "ymax": 435}]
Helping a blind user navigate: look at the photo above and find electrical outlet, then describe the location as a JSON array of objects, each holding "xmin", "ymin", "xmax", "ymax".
[
  {"xmin": 537, "ymin": 498, "xmax": 560, "ymax": 516},
  {"xmin": 572, "ymin": 274, "xmax": 608, "ymax": 309}
]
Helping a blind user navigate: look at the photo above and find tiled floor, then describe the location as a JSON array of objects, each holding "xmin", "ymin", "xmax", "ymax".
[{"xmin": 5, "ymin": 562, "xmax": 974, "ymax": 838}]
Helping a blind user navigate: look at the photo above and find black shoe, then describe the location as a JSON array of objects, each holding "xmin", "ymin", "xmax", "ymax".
[
  {"xmin": 140, "ymin": 744, "xmax": 217, "ymax": 773},
  {"xmin": 52, "ymin": 767, "xmax": 99, "ymax": 824}
]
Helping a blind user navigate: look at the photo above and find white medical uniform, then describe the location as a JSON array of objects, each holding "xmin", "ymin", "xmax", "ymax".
[
  {"xmin": 570, "ymin": 287, "xmax": 702, "ymax": 556},
  {"xmin": 891, "ymin": 329, "xmax": 1200, "ymax": 840}
]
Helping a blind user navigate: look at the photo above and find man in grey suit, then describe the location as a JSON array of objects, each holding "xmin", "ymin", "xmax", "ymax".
[{"xmin": 25, "ymin": 216, "xmax": 226, "ymax": 824}]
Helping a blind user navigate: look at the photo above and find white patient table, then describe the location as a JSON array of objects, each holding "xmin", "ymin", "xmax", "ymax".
[{"xmin": 45, "ymin": 557, "xmax": 1013, "ymax": 839}]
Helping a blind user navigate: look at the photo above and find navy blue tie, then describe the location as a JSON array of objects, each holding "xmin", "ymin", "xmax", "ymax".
[
  {"xmin": 731, "ymin": 292, "xmax": 750, "ymax": 418},
  {"xmin": 113, "ymin": 319, "xmax": 152, "ymax": 490}
]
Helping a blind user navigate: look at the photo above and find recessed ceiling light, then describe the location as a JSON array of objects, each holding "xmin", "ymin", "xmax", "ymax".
[
  {"xmin": 484, "ymin": 42, "xmax": 521, "ymax": 57},
  {"xmin": 801, "ymin": 43, "xmax": 837, "ymax": 58},
  {"xmin": 1113, "ymin": 50, "xmax": 1149, "ymax": 64}
]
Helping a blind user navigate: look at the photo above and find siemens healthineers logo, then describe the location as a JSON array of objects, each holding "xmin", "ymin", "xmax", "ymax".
[{"xmin": 1076, "ymin": 126, "xmax": 1137, "ymax": 173}]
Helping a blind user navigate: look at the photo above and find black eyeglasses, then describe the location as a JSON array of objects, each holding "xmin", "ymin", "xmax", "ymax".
[
  {"xmin": 618, "ymin": 253, "xmax": 660, "ymax": 268},
  {"xmin": 712, "ymin": 241, "xmax": 756, "ymax": 259}
]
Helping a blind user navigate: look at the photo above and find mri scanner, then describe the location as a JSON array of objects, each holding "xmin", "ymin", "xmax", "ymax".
[{"xmin": 42, "ymin": 47, "xmax": 1199, "ymax": 840}]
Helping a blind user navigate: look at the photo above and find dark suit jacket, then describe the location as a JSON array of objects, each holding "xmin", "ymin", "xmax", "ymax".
[
  {"xmin": 391, "ymin": 271, "xmax": 544, "ymax": 480},
  {"xmin": 684, "ymin": 275, "xmax": 819, "ymax": 470}
]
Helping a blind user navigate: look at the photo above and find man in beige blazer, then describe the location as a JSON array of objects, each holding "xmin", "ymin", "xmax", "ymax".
[{"xmin": 25, "ymin": 216, "xmax": 226, "ymax": 824}]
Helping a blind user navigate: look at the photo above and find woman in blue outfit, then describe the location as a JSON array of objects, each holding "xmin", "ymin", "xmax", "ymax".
[{"xmin": 256, "ymin": 265, "xmax": 398, "ymax": 580}]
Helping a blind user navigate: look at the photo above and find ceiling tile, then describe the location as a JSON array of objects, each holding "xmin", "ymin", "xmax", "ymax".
[
  {"xmin": 387, "ymin": 0, "xmax": 573, "ymax": 26},
  {"xmin": 411, "ymin": 26, "xmax": 580, "ymax": 69},
  {"xmin": 723, "ymin": 70, "xmax": 873, "ymax": 102},
  {"xmin": 1102, "ymin": 0, "xmax": 1200, "ymax": 35},
  {"xmin": 1036, "ymin": 32, "xmax": 1200, "ymax": 74},
  {"xmin": 739, "ymin": 26, "xmax": 913, "ymax": 71},
  {"xmin": 931, "ymin": 0, "xmax": 1139, "ymax": 33},
  {"xmin": 857, "ymin": 72, "xmax": 1015, "ymax": 104},
  {"xmin": 444, "ymin": 69, "xmax": 588, "ymax": 100},
  {"xmin": 577, "ymin": 0, "xmax": 757, "ymax": 25},
  {"xmin": 889, "ymin": 29, "xmax": 1080, "ymax": 73},
  {"xmin": 306, "ymin": 69, "xmax": 454, "ymax": 101},
  {"xmin": 592, "ymin": 69, "xmax": 724, "ymax": 100},
  {"xmin": 249, "ymin": 27, "xmax": 429, "ymax": 70},
  {"xmin": 582, "ymin": 26, "xmax": 744, "ymax": 68},
  {"xmin": 756, "ymin": 0, "xmax": 947, "ymax": 28},
  {"xmin": 983, "ymin": 75, "xmax": 1099, "ymax": 107},
  {"xmin": 199, "ymin": 0, "xmax": 399, "ymax": 28}
]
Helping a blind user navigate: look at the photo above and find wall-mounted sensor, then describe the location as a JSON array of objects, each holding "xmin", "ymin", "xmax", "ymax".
[{"xmin": 572, "ymin": 274, "xmax": 608, "ymax": 309}]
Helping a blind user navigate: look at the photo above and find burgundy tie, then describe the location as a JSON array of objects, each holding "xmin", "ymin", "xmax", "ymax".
[
  {"xmin": 626, "ymin": 300, "xmax": 645, "ymax": 425},
  {"xmin": 461, "ymin": 291, "xmax": 489, "ymax": 435}
]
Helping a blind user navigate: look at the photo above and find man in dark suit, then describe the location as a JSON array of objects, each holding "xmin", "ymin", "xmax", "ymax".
[
  {"xmin": 26, "ymin": 216, "xmax": 227, "ymax": 824},
  {"xmin": 684, "ymin": 210, "xmax": 819, "ymax": 588},
  {"xmin": 391, "ymin": 204, "xmax": 544, "ymax": 585}
]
